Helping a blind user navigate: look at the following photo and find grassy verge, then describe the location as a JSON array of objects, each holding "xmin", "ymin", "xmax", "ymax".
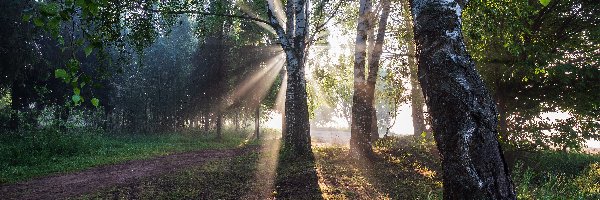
[
  {"xmin": 0, "ymin": 128, "xmax": 251, "ymax": 184},
  {"xmin": 509, "ymin": 150, "xmax": 600, "ymax": 199},
  {"xmin": 82, "ymin": 152, "xmax": 261, "ymax": 199}
]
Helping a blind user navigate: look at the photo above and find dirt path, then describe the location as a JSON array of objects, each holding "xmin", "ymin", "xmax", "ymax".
[{"xmin": 0, "ymin": 147, "xmax": 257, "ymax": 200}]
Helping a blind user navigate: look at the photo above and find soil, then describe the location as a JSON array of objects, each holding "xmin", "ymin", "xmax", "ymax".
[{"xmin": 0, "ymin": 147, "xmax": 257, "ymax": 200}]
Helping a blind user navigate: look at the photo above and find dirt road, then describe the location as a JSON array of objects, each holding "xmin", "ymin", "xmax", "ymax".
[{"xmin": 0, "ymin": 147, "xmax": 257, "ymax": 200}]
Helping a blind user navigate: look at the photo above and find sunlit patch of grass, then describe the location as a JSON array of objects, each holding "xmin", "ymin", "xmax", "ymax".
[
  {"xmin": 313, "ymin": 136, "xmax": 443, "ymax": 199},
  {"xmin": 0, "ymin": 128, "xmax": 252, "ymax": 184}
]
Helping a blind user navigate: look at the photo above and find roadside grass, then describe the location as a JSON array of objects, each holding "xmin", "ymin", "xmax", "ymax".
[
  {"xmin": 509, "ymin": 150, "xmax": 600, "ymax": 199},
  {"xmin": 81, "ymin": 152, "xmax": 261, "ymax": 199},
  {"xmin": 4, "ymin": 127, "xmax": 598, "ymax": 199},
  {"xmin": 81, "ymin": 129, "xmax": 282, "ymax": 199},
  {"xmin": 0, "ymin": 128, "xmax": 253, "ymax": 184}
]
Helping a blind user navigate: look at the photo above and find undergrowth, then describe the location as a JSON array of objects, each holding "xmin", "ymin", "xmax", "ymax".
[
  {"xmin": 510, "ymin": 150, "xmax": 600, "ymax": 199},
  {"xmin": 0, "ymin": 127, "xmax": 250, "ymax": 184}
]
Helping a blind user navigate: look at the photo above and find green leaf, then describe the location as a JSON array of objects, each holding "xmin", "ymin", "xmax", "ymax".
[
  {"xmin": 540, "ymin": 0, "xmax": 550, "ymax": 6},
  {"xmin": 40, "ymin": 2, "xmax": 60, "ymax": 16},
  {"xmin": 84, "ymin": 45, "xmax": 93, "ymax": 57},
  {"xmin": 55, "ymin": 69, "xmax": 68, "ymax": 79},
  {"xmin": 74, "ymin": 88, "xmax": 80, "ymax": 95},
  {"xmin": 72, "ymin": 95, "xmax": 81, "ymax": 103},
  {"xmin": 91, "ymin": 98, "xmax": 99, "ymax": 107},
  {"xmin": 22, "ymin": 14, "xmax": 32, "ymax": 22},
  {"xmin": 33, "ymin": 17, "xmax": 44, "ymax": 27},
  {"xmin": 58, "ymin": 36, "xmax": 65, "ymax": 46}
]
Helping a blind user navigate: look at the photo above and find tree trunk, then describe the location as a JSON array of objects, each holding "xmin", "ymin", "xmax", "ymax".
[
  {"xmin": 409, "ymin": 42, "xmax": 427, "ymax": 137},
  {"xmin": 9, "ymin": 81, "xmax": 20, "ymax": 130},
  {"xmin": 235, "ymin": 112, "xmax": 240, "ymax": 132},
  {"xmin": 350, "ymin": 0, "xmax": 374, "ymax": 158},
  {"xmin": 203, "ymin": 113, "xmax": 209, "ymax": 132},
  {"xmin": 410, "ymin": 0, "xmax": 516, "ymax": 199},
  {"xmin": 282, "ymin": 60, "xmax": 311, "ymax": 153},
  {"xmin": 367, "ymin": 0, "xmax": 391, "ymax": 144},
  {"xmin": 267, "ymin": 0, "xmax": 312, "ymax": 155},
  {"xmin": 255, "ymin": 106, "xmax": 260, "ymax": 139},
  {"xmin": 216, "ymin": 112, "xmax": 222, "ymax": 139},
  {"xmin": 370, "ymin": 108, "xmax": 378, "ymax": 142}
]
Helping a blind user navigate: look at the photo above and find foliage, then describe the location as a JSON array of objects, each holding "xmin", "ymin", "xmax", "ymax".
[{"xmin": 463, "ymin": 0, "xmax": 600, "ymax": 150}]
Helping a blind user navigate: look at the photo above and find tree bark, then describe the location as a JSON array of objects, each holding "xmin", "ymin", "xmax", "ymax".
[
  {"xmin": 409, "ymin": 0, "xmax": 516, "ymax": 199},
  {"xmin": 203, "ymin": 113, "xmax": 209, "ymax": 132},
  {"xmin": 235, "ymin": 112, "xmax": 240, "ymax": 131},
  {"xmin": 367, "ymin": 0, "xmax": 391, "ymax": 143},
  {"xmin": 216, "ymin": 112, "xmax": 222, "ymax": 139},
  {"xmin": 267, "ymin": 0, "xmax": 312, "ymax": 155},
  {"xmin": 370, "ymin": 108, "xmax": 378, "ymax": 142},
  {"xmin": 409, "ymin": 41, "xmax": 427, "ymax": 137},
  {"xmin": 351, "ymin": 0, "xmax": 374, "ymax": 158},
  {"xmin": 255, "ymin": 106, "xmax": 260, "ymax": 139}
]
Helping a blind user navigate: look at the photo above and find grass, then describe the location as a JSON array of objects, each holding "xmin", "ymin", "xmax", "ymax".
[
  {"xmin": 82, "ymin": 129, "xmax": 283, "ymax": 199},
  {"xmin": 509, "ymin": 150, "xmax": 600, "ymax": 199},
  {"xmin": 313, "ymin": 137, "xmax": 442, "ymax": 199},
  {"xmin": 0, "ymin": 128, "xmax": 251, "ymax": 184},
  {"xmin": 81, "ymin": 152, "xmax": 262, "ymax": 199},
  {"xmin": 3, "ymin": 128, "xmax": 599, "ymax": 199}
]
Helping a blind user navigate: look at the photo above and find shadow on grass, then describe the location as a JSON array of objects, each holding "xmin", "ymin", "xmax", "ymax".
[
  {"xmin": 274, "ymin": 147, "xmax": 324, "ymax": 200},
  {"xmin": 313, "ymin": 136, "xmax": 443, "ymax": 199},
  {"xmin": 83, "ymin": 151, "xmax": 261, "ymax": 199}
]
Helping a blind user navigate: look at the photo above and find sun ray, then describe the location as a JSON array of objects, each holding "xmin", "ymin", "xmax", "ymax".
[
  {"xmin": 274, "ymin": 73, "xmax": 288, "ymax": 112},
  {"xmin": 225, "ymin": 54, "xmax": 285, "ymax": 109}
]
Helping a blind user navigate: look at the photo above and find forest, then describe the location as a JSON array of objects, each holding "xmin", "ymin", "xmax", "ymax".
[{"xmin": 0, "ymin": 0, "xmax": 598, "ymax": 199}]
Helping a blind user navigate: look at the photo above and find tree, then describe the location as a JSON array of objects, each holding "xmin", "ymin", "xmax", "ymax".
[
  {"xmin": 350, "ymin": 0, "xmax": 374, "ymax": 157},
  {"xmin": 409, "ymin": 0, "xmax": 516, "ymax": 198},
  {"xmin": 462, "ymin": 0, "xmax": 600, "ymax": 150},
  {"xmin": 261, "ymin": 0, "xmax": 311, "ymax": 154},
  {"xmin": 350, "ymin": 0, "xmax": 392, "ymax": 157}
]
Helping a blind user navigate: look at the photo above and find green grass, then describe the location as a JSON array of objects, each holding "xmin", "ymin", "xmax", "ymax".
[
  {"xmin": 0, "ymin": 128, "xmax": 251, "ymax": 184},
  {"xmin": 313, "ymin": 136, "xmax": 442, "ymax": 200},
  {"xmin": 509, "ymin": 150, "xmax": 600, "ymax": 199},
  {"xmin": 82, "ymin": 152, "xmax": 261, "ymax": 199},
  {"xmin": 274, "ymin": 147, "xmax": 323, "ymax": 199}
]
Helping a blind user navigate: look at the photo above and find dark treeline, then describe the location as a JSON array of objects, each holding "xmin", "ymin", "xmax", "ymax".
[{"xmin": 0, "ymin": 0, "xmax": 283, "ymax": 136}]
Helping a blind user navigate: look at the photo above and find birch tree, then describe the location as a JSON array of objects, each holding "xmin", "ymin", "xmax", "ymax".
[
  {"xmin": 350, "ymin": 0, "xmax": 391, "ymax": 157},
  {"xmin": 409, "ymin": 0, "xmax": 516, "ymax": 198}
]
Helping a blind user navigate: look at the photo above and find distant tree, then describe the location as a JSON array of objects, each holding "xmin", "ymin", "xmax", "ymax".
[{"xmin": 350, "ymin": 0, "xmax": 392, "ymax": 157}]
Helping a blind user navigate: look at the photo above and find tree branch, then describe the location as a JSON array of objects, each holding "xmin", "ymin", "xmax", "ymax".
[{"xmin": 143, "ymin": 8, "xmax": 273, "ymax": 26}]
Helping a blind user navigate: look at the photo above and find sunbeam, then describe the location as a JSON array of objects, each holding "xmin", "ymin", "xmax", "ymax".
[
  {"xmin": 274, "ymin": 73, "xmax": 288, "ymax": 112},
  {"xmin": 225, "ymin": 54, "xmax": 285, "ymax": 109}
]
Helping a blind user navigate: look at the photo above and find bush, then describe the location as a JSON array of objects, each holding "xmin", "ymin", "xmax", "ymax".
[{"xmin": 0, "ymin": 127, "xmax": 103, "ymax": 167}]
